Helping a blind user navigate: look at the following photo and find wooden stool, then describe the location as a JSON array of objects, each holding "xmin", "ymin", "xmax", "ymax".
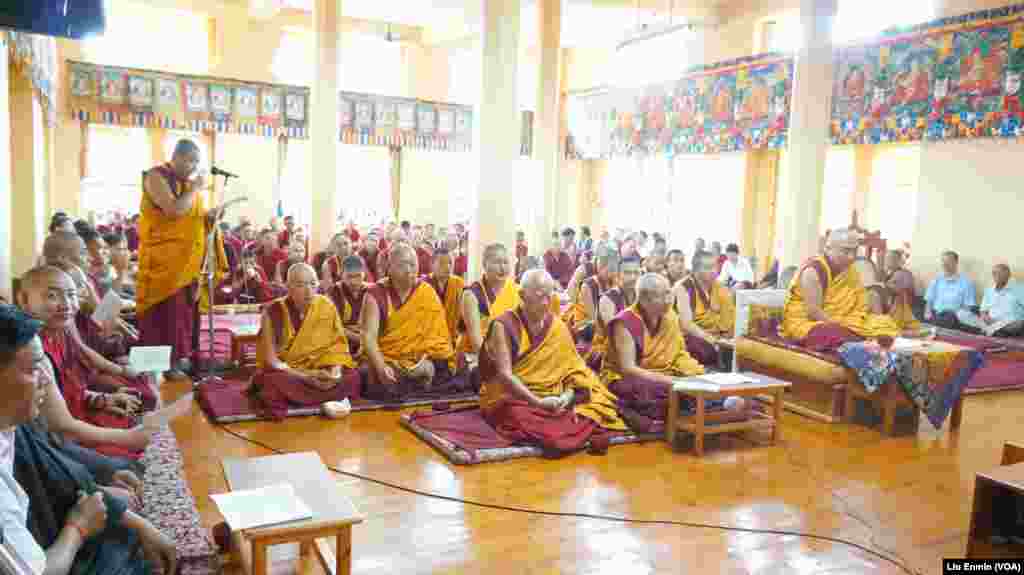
[
  {"xmin": 230, "ymin": 333, "xmax": 260, "ymax": 367},
  {"xmin": 222, "ymin": 452, "xmax": 363, "ymax": 575}
]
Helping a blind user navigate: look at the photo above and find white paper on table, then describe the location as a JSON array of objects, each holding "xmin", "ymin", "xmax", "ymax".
[
  {"xmin": 127, "ymin": 346, "xmax": 172, "ymax": 373},
  {"xmin": 698, "ymin": 372, "xmax": 756, "ymax": 387},
  {"xmin": 91, "ymin": 290, "xmax": 122, "ymax": 326},
  {"xmin": 890, "ymin": 337, "xmax": 928, "ymax": 351},
  {"xmin": 672, "ymin": 379, "xmax": 720, "ymax": 393},
  {"xmin": 210, "ymin": 483, "xmax": 313, "ymax": 531}
]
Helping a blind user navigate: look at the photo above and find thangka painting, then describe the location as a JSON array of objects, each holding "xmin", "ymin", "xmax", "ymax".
[
  {"xmin": 831, "ymin": 4, "xmax": 1024, "ymax": 144},
  {"xmin": 602, "ymin": 54, "xmax": 793, "ymax": 157},
  {"xmin": 63, "ymin": 60, "xmax": 308, "ymax": 137}
]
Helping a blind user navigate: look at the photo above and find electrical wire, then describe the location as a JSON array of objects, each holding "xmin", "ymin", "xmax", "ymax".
[{"xmin": 215, "ymin": 424, "xmax": 921, "ymax": 575}]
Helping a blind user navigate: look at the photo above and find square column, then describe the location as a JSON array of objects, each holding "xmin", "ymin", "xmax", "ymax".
[
  {"xmin": 776, "ymin": 0, "xmax": 836, "ymax": 270},
  {"xmin": 468, "ymin": 0, "xmax": 522, "ymax": 280},
  {"xmin": 309, "ymin": 0, "xmax": 341, "ymax": 256},
  {"xmin": 533, "ymin": 0, "xmax": 562, "ymax": 256}
]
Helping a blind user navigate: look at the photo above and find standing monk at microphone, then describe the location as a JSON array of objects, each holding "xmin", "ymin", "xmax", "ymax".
[{"xmin": 137, "ymin": 139, "xmax": 223, "ymax": 378}]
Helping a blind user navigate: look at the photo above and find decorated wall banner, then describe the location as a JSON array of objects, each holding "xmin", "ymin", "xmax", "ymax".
[
  {"xmin": 338, "ymin": 91, "xmax": 473, "ymax": 151},
  {"xmin": 6, "ymin": 31, "xmax": 57, "ymax": 126},
  {"xmin": 66, "ymin": 60, "xmax": 309, "ymax": 139},
  {"xmin": 831, "ymin": 3, "xmax": 1024, "ymax": 144},
  {"xmin": 569, "ymin": 53, "xmax": 793, "ymax": 158}
]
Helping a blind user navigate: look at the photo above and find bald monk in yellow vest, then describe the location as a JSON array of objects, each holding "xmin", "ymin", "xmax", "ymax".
[
  {"xmin": 674, "ymin": 251, "xmax": 736, "ymax": 367},
  {"xmin": 479, "ymin": 270, "xmax": 626, "ymax": 454},
  {"xmin": 137, "ymin": 139, "xmax": 225, "ymax": 376},
  {"xmin": 602, "ymin": 273, "xmax": 746, "ymax": 433},
  {"xmin": 253, "ymin": 264, "xmax": 359, "ymax": 419},
  {"xmin": 781, "ymin": 229, "xmax": 900, "ymax": 351},
  {"xmin": 460, "ymin": 244, "xmax": 562, "ymax": 357},
  {"xmin": 362, "ymin": 244, "xmax": 474, "ymax": 401}
]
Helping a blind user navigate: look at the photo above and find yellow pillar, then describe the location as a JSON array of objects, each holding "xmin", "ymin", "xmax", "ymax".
[
  {"xmin": 852, "ymin": 144, "xmax": 873, "ymax": 228},
  {"xmin": 533, "ymin": 0, "xmax": 562, "ymax": 257},
  {"xmin": 468, "ymin": 0, "xmax": 521, "ymax": 280},
  {"xmin": 309, "ymin": 0, "xmax": 340, "ymax": 256},
  {"xmin": 9, "ymin": 71, "xmax": 46, "ymax": 278},
  {"xmin": 776, "ymin": 0, "xmax": 835, "ymax": 270},
  {"xmin": 0, "ymin": 38, "xmax": 11, "ymax": 299}
]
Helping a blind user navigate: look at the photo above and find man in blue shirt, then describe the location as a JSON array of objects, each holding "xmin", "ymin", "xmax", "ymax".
[
  {"xmin": 924, "ymin": 251, "xmax": 977, "ymax": 330},
  {"xmin": 956, "ymin": 264, "xmax": 1024, "ymax": 337}
]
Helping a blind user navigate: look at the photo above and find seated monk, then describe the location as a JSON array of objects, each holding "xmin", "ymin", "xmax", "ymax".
[
  {"xmin": 573, "ymin": 251, "xmax": 620, "ymax": 350},
  {"xmin": 43, "ymin": 232, "xmax": 137, "ymax": 359},
  {"xmin": 320, "ymin": 232, "xmax": 353, "ymax": 285},
  {"xmin": 81, "ymin": 228, "xmax": 115, "ymax": 299},
  {"xmin": 326, "ymin": 255, "xmax": 370, "ymax": 358},
  {"xmin": 589, "ymin": 257, "xmax": 640, "ymax": 370},
  {"xmin": 252, "ymin": 264, "xmax": 360, "ymax": 419},
  {"xmin": 362, "ymin": 244, "xmax": 469, "ymax": 401},
  {"xmin": 674, "ymin": 251, "xmax": 736, "ymax": 367},
  {"xmin": 424, "ymin": 248, "xmax": 465, "ymax": 349},
  {"xmin": 665, "ymin": 249, "xmax": 687, "ymax": 287},
  {"xmin": 601, "ymin": 273, "xmax": 746, "ymax": 433},
  {"xmin": 217, "ymin": 246, "xmax": 273, "ymax": 304},
  {"xmin": 273, "ymin": 241, "xmax": 309, "ymax": 285},
  {"xmin": 478, "ymin": 270, "xmax": 626, "ymax": 454},
  {"xmin": 882, "ymin": 249, "xmax": 920, "ymax": 332},
  {"xmin": 461, "ymin": 244, "xmax": 561, "ymax": 358},
  {"xmin": 254, "ymin": 229, "xmax": 288, "ymax": 282},
  {"xmin": 17, "ymin": 267, "xmax": 157, "ymax": 460},
  {"xmin": 643, "ymin": 255, "xmax": 667, "ymax": 277},
  {"xmin": 780, "ymin": 229, "xmax": 900, "ymax": 351},
  {"xmin": 956, "ymin": 263, "xmax": 1024, "ymax": 337}
]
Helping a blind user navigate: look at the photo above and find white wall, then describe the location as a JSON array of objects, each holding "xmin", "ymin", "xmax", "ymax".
[{"xmin": 0, "ymin": 39, "xmax": 11, "ymax": 299}]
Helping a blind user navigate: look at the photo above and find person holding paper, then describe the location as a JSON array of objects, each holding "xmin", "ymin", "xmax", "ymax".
[
  {"xmin": 600, "ymin": 274, "xmax": 746, "ymax": 433},
  {"xmin": 0, "ymin": 304, "xmax": 178, "ymax": 575},
  {"xmin": 253, "ymin": 264, "xmax": 361, "ymax": 419},
  {"xmin": 675, "ymin": 251, "xmax": 736, "ymax": 367},
  {"xmin": 217, "ymin": 247, "xmax": 273, "ymax": 305},
  {"xmin": 478, "ymin": 270, "xmax": 625, "ymax": 455},
  {"xmin": 137, "ymin": 138, "xmax": 226, "ymax": 378},
  {"xmin": 956, "ymin": 264, "xmax": 1024, "ymax": 337},
  {"xmin": 17, "ymin": 267, "xmax": 157, "ymax": 460}
]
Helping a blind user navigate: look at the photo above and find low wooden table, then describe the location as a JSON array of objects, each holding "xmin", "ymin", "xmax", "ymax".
[
  {"xmin": 221, "ymin": 452, "xmax": 364, "ymax": 575},
  {"xmin": 967, "ymin": 462, "xmax": 1024, "ymax": 558},
  {"xmin": 667, "ymin": 372, "xmax": 790, "ymax": 456},
  {"xmin": 228, "ymin": 323, "xmax": 261, "ymax": 368}
]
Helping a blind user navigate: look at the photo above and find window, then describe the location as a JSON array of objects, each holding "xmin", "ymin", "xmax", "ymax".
[
  {"xmin": 272, "ymin": 29, "xmax": 403, "ymax": 96},
  {"xmin": 81, "ymin": 126, "xmax": 151, "ymax": 218},
  {"xmin": 820, "ymin": 147, "xmax": 855, "ymax": 234},
  {"xmin": 833, "ymin": 0, "xmax": 934, "ymax": 44},
  {"xmin": 336, "ymin": 144, "xmax": 392, "ymax": 226},
  {"xmin": 671, "ymin": 153, "xmax": 745, "ymax": 249},
  {"xmin": 867, "ymin": 144, "xmax": 920, "ymax": 249},
  {"xmin": 448, "ymin": 46, "xmax": 479, "ymax": 107},
  {"xmin": 80, "ymin": 3, "xmax": 209, "ymax": 75},
  {"xmin": 217, "ymin": 133, "xmax": 278, "ymax": 227},
  {"xmin": 758, "ymin": 14, "xmax": 800, "ymax": 53},
  {"xmin": 280, "ymin": 138, "xmax": 313, "ymax": 229},
  {"xmin": 603, "ymin": 156, "xmax": 674, "ymax": 239}
]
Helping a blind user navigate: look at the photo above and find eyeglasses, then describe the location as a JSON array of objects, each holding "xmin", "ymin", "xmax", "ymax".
[{"xmin": 288, "ymin": 281, "xmax": 319, "ymax": 289}]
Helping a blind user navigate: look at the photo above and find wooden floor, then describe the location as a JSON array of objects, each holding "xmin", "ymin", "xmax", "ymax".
[{"xmin": 166, "ymin": 379, "xmax": 1018, "ymax": 575}]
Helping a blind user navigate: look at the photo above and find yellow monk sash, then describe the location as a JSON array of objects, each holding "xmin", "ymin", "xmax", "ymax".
[
  {"xmin": 136, "ymin": 164, "xmax": 212, "ymax": 314},
  {"xmin": 459, "ymin": 277, "xmax": 521, "ymax": 353},
  {"xmin": 374, "ymin": 280, "xmax": 456, "ymax": 372},
  {"xmin": 256, "ymin": 295, "xmax": 355, "ymax": 371},
  {"xmin": 682, "ymin": 276, "xmax": 736, "ymax": 335},
  {"xmin": 426, "ymin": 274, "xmax": 465, "ymax": 348},
  {"xmin": 601, "ymin": 305, "xmax": 705, "ymax": 385},
  {"xmin": 781, "ymin": 256, "xmax": 900, "ymax": 341},
  {"xmin": 481, "ymin": 309, "xmax": 625, "ymax": 430}
]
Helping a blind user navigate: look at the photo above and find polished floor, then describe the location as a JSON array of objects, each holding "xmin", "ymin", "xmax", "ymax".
[{"xmin": 166, "ymin": 379, "xmax": 1015, "ymax": 575}]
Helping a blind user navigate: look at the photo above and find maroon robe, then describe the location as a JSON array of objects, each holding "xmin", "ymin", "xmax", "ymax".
[
  {"xmin": 326, "ymin": 282, "xmax": 367, "ymax": 355},
  {"xmin": 544, "ymin": 249, "xmax": 575, "ymax": 289}
]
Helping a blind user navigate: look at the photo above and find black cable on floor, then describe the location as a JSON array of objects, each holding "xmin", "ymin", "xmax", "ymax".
[{"xmin": 214, "ymin": 424, "xmax": 921, "ymax": 575}]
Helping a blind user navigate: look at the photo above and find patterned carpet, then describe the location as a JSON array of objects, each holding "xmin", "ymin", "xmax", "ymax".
[{"xmin": 139, "ymin": 426, "xmax": 220, "ymax": 575}]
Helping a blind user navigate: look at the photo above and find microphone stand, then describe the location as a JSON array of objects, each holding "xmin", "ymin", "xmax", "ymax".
[{"xmin": 194, "ymin": 173, "xmax": 238, "ymax": 390}]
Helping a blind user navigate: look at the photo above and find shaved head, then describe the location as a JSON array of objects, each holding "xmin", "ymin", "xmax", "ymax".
[
  {"xmin": 520, "ymin": 269, "xmax": 553, "ymax": 291},
  {"xmin": 390, "ymin": 243, "xmax": 417, "ymax": 263},
  {"xmin": 519, "ymin": 269, "xmax": 554, "ymax": 319},
  {"xmin": 389, "ymin": 243, "xmax": 419, "ymax": 286},
  {"xmin": 636, "ymin": 272, "xmax": 672, "ymax": 318},
  {"xmin": 43, "ymin": 231, "xmax": 86, "ymax": 266},
  {"xmin": 286, "ymin": 263, "xmax": 316, "ymax": 283},
  {"xmin": 285, "ymin": 263, "xmax": 317, "ymax": 308},
  {"xmin": 20, "ymin": 265, "xmax": 72, "ymax": 294},
  {"xmin": 483, "ymin": 243, "xmax": 507, "ymax": 263},
  {"xmin": 637, "ymin": 273, "xmax": 669, "ymax": 298},
  {"xmin": 17, "ymin": 265, "xmax": 78, "ymax": 329}
]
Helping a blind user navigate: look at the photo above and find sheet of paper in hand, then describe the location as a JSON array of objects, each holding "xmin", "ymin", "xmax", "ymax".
[{"xmin": 128, "ymin": 346, "xmax": 172, "ymax": 373}]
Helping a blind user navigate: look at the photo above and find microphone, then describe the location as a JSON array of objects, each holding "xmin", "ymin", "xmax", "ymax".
[{"xmin": 211, "ymin": 166, "xmax": 239, "ymax": 179}]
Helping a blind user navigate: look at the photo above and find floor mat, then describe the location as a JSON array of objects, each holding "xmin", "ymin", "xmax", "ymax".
[
  {"xmin": 139, "ymin": 426, "xmax": 219, "ymax": 575},
  {"xmin": 196, "ymin": 377, "xmax": 480, "ymax": 423},
  {"xmin": 935, "ymin": 335, "xmax": 1024, "ymax": 395},
  {"xmin": 401, "ymin": 407, "xmax": 661, "ymax": 465}
]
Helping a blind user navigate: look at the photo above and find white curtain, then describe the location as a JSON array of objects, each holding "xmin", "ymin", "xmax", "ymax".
[
  {"xmin": 670, "ymin": 153, "xmax": 745, "ymax": 250},
  {"xmin": 820, "ymin": 147, "xmax": 855, "ymax": 234},
  {"xmin": 868, "ymin": 144, "xmax": 920, "ymax": 249},
  {"xmin": 81, "ymin": 126, "xmax": 152, "ymax": 219},
  {"xmin": 399, "ymin": 150, "xmax": 477, "ymax": 227},
  {"xmin": 216, "ymin": 133, "xmax": 278, "ymax": 227}
]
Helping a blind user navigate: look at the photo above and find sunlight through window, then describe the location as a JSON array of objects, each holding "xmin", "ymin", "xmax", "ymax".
[
  {"xmin": 81, "ymin": 2, "xmax": 209, "ymax": 75},
  {"xmin": 833, "ymin": 0, "xmax": 934, "ymax": 44}
]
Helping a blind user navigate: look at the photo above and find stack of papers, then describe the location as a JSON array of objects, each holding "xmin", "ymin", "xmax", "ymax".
[
  {"xmin": 210, "ymin": 483, "xmax": 313, "ymax": 531},
  {"xmin": 699, "ymin": 373, "xmax": 756, "ymax": 387},
  {"xmin": 673, "ymin": 373, "xmax": 757, "ymax": 393},
  {"xmin": 890, "ymin": 337, "xmax": 929, "ymax": 351}
]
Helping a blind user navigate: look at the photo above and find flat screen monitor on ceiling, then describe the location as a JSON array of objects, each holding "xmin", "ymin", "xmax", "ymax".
[{"xmin": 0, "ymin": 1, "xmax": 106, "ymax": 40}]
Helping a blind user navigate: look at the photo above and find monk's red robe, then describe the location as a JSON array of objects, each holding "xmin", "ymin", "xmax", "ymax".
[{"xmin": 41, "ymin": 328, "xmax": 157, "ymax": 459}]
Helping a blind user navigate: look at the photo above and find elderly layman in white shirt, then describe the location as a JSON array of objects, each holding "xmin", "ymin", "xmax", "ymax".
[
  {"xmin": 717, "ymin": 243, "xmax": 755, "ymax": 289},
  {"xmin": 956, "ymin": 264, "xmax": 1024, "ymax": 337}
]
